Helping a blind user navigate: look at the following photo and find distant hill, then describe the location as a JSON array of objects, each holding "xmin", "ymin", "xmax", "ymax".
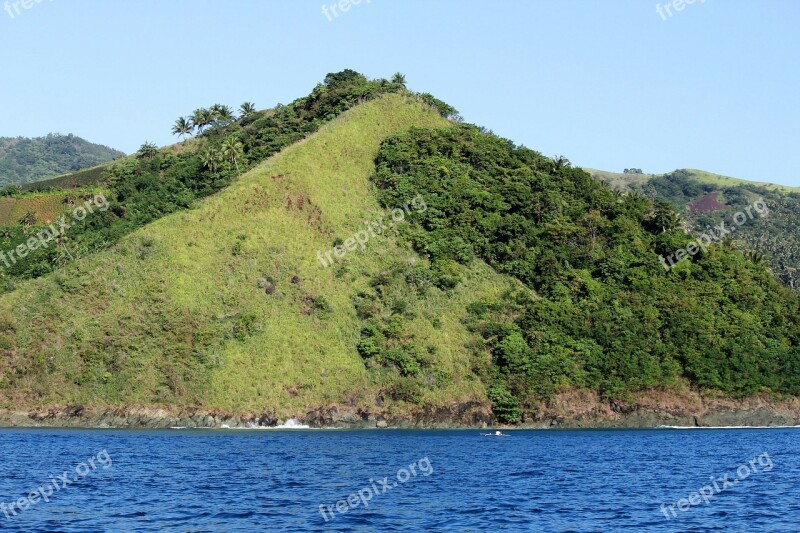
[
  {"xmin": 0, "ymin": 134, "xmax": 124, "ymax": 188},
  {"xmin": 588, "ymin": 168, "xmax": 800, "ymax": 293},
  {"xmin": 588, "ymin": 168, "xmax": 800, "ymax": 195}
]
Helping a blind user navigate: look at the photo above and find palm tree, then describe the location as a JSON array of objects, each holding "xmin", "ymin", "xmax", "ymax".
[
  {"xmin": 221, "ymin": 138, "xmax": 244, "ymax": 175},
  {"xmin": 136, "ymin": 142, "xmax": 159, "ymax": 160},
  {"xmin": 201, "ymin": 148, "xmax": 221, "ymax": 173},
  {"xmin": 239, "ymin": 102, "xmax": 256, "ymax": 118},
  {"xmin": 218, "ymin": 105, "xmax": 235, "ymax": 125},
  {"xmin": 551, "ymin": 155, "xmax": 571, "ymax": 171},
  {"xmin": 210, "ymin": 104, "xmax": 235, "ymax": 128},
  {"xmin": 651, "ymin": 200, "xmax": 682, "ymax": 233},
  {"xmin": 391, "ymin": 72, "xmax": 407, "ymax": 87},
  {"xmin": 191, "ymin": 108, "xmax": 213, "ymax": 134},
  {"xmin": 172, "ymin": 117, "xmax": 192, "ymax": 141}
]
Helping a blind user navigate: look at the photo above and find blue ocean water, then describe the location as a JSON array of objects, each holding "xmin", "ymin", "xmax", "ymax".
[{"xmin": 0, "ymin": 427, "xmax": 798, "ymax": 532}]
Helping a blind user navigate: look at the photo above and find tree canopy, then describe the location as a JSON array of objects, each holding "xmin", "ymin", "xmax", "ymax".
[{"xmin": 373, "ymin": 124, "xmax": 800, "ymax": 420}]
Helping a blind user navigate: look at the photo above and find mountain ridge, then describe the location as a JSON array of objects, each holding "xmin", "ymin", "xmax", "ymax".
[
  {"xmin": 587, "ymin": 167, "xmax": 800, "ymax": 194},
  {"xmin": 0, "ymin": 134, "xmax": 124, "ymax": 188}
]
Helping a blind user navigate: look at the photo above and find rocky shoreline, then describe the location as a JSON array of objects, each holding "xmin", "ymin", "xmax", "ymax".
[{"xmin": 1, "ymin": 390, "xmax": 799, "ymax": 429}]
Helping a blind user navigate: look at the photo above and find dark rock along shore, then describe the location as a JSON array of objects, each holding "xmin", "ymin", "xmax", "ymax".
[{"xmin": 1, "ymin": 397, "xmax": 798, "ymax": 429}]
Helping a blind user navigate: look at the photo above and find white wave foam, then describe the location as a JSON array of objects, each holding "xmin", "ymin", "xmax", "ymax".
[
  {"xmin": 211, "ymin": 418, "xmax": 313, "ymax": 430},
  {"xmin": 275, "ymin": 418, "xmax": 311, "ymax": 429}
]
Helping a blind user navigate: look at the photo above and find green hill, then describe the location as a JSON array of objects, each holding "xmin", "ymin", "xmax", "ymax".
[
  {"xmin": 588, "ymin": 168, "xmax": 800, "ymax": 195},
  {"xmin": 589, "ymin": 168, "xmax": 800, "ymax": 294},
  {"xmin": 0, "ymin": 94, "xmax": 513, "ymax": 416},
  {"xmin": 0, "ymin": 73, "xmax": 798, "ymax": 426},
  {"xmin": 0, "ymin": 134, "xmax": 124, "ymax": 188}
]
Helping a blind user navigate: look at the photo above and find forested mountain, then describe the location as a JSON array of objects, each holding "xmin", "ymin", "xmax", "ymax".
[{"xmin": 0, "ymin": 134, "xmax": 124, "ymax": 188}]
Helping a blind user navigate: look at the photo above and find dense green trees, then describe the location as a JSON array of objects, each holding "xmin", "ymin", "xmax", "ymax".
[
  {"xmin": 650, "ymin": 200, "xmax": 683, "ymax": 233},
  {"xmin": 635, "ymin": 171, "xmax": 800, "ymax": 295},
  {"xmin": 136, "ymin": 142, "xmax": 159, "ymax": 160},
  {"xmin": 0, "ymin": 134, "xmax": 123, "ymax": 188},
  {"xmin": 373, "ymin": 124, "xmax": 800, "ymax": 421}
]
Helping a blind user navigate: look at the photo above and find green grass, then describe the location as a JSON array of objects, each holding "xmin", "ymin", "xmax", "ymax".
[
  {"xmin": 0, "ymin": 188, "xmax": 110, "ymax": 225},
  {"xmin": 584, "ymin": 168, "xmax": 654, "ymax": 190},
  {"xmin": 0, "ymin": 94, "xmax": 511, "ymax": 416},
  {"xmin": 681, "ymin": 169, "xmax": 800, "ymax": 193}
]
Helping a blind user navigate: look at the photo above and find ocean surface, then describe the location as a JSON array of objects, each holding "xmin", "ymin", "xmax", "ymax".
[{"xmin": 0, "ymin": 427, "xmax": 798, "ymax": 532}]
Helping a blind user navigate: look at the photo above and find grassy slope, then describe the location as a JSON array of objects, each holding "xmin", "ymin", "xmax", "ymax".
[
  {"xmin": 683, "ymin": 169, "xmax": 800, "ymax": 193},
  {"xmin": 0, "ymin": 164, "xmax": 113, "ymax": 226},
  {"xmin": 585, "ymin": 168, "xmax": 655, "ymax": 190},
  {"xmin": 587, "ymin": 167, "xmax": 800, "ymax": 194},
  {"xmin": 0, "ymin": 94, "xmax": 514, "ymax": 416},
  {"xmin": 0, "ymin": 192, "xmax": 68, "ymax": 225},
  {"xmin": 0, "ymin": 188, "xmax": 110, "ymax": 225},
  {"xmin": 18, "ymin": 163, "xmax": 114, "ymax": 192}
]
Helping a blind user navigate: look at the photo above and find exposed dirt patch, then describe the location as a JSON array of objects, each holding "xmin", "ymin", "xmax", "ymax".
[{"xmin": 689, "ymin": 192, "xmax": 729, "ymax": 213}]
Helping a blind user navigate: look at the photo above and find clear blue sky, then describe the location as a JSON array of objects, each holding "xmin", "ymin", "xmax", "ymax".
[{"xmin": 1, "ymin": 0, "xmax": 798, "ymax": 185}]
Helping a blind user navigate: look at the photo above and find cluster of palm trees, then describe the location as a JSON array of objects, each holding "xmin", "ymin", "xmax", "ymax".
[
  {"xmin": 172, "ymin": 102, "xmax": 256, "ymax": 141},
  {"xmin": 202, "ymin": 137, "xmax": 244, "ymax": 176},
  {"xmin": 135, "ymin": 101, "xmax": 250, "ymax": 176}
]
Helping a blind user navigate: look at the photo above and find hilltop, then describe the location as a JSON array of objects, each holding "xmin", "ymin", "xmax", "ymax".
[
  {"xmin": 0, "ymin": 134, "xmax": 124, "ymax": 188},
  {"xmin": 589, "ymin": 168, "xmax": 800, "ymax": 294},
  {"xmin": 0, "ymin": 72, "xmax": 798, "ymax": 428},
  {"xmin": 588, "ymin": 168, "xmax": 800, "ymax": 195}
]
